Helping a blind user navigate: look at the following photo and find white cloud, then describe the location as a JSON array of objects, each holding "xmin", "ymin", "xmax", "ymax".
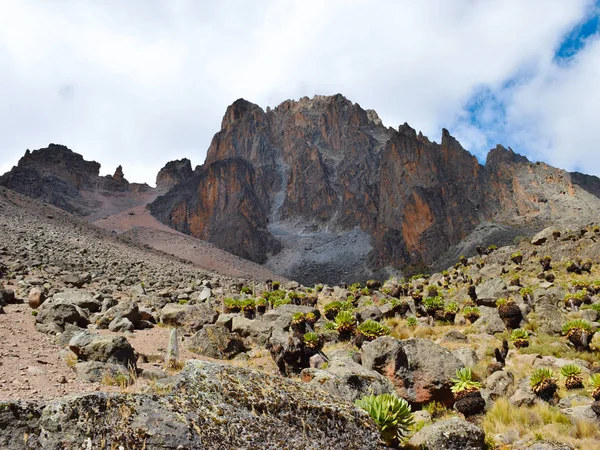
[{"xmin": 0, "ymin": 0, "xmax": 597, "ymax": 184}]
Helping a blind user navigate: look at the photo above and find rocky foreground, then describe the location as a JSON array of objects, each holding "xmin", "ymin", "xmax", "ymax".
[{"xmin": 1, "ymin": 184, "xmax": 600, "ymax": 449}]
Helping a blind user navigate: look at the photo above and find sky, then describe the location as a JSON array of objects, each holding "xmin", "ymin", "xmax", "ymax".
[{"xmin": 0, "ymin": 0, "xmax": 599, "ymax": 185}]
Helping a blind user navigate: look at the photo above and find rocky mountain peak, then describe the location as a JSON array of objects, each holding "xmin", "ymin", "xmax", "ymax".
[
  {"xmin": 112, "ymin": 165, "xmax": 126, "ymax": 183},
  {"xmin": 156, "ymin": 158, "xmax": 194, "ymax": 191},
  {"xmin": 485, "ymin": 144, "xmax": 530, "ymax": 170}
]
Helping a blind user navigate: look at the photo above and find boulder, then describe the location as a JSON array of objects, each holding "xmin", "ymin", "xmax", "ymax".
[
  {"xmin": 361, "ymin": 337, "xmax": 463, "ymax": 407},
  {"xmin": 302, "ymin": 356, "xmax": 394, "ymax": 402},
  {"xmin": 533, "ymin": 288, "xmax": 566, "ymax": 335},
  {"xmin": 485, "ymin": 370, "xmax": 515, "ymax": 399},
  {"xmin": 473, "ymin": 306, "xmax": 505, "ymax": 334},
  {"xmin": 35, "ymin": 302, "xmax": 89, "ymax": 334},
  {"xmin": 0, "ymin": 289, "xmax": 16, "ymax": 304},
  {"xmin": 100, "ymin": 301, "xmax": 142, "ymax": 328},
  {"xmin": 407, "ymin": 417, "xmax": 486, "ymax": 450},
  {"xmin": 475, "ymin": 278, "xmax": 507, "ymax": 307},
  {"xmin": 74, "ymin": 361, "xmax": 131, "ymax": 383},
  {"xmin": 0, "ymin": 360, "xmax": 382, "ymax": 449},
  {"xmin": 262, "ymin": 305, "xmax": 320, "ymax": 332},
  {"xmin": 531, "ymin": 227, "xmax": 555, "ymax": 245},
  {"xmin": 61, "ymin": 272, "xmax": 91, "ymax": 288},
  {"xmin": 52, "ymin": 290, "xmax": 102, "ymax": 313},
  {"xmin": 231, "ymin": 316, "xmax": 272, "ymax": 345},
  {"xmin": 160, "ymin": 303, "xmax": 218, "ymax": 331},
  {"xmin": 68, "ymin": 331, "xmax": 137, "ymax": 368},
  {"xmin": 452, "ymin": 347, "xmax": 479, "ymax": 368},
  {"xmin": 28, "ymin": 288, "xmax": 45, "ymax": 309},
  {"xmin": 357, "ymin": 305, "xmax": 383, "ymax": 322},
  {"xmin": 188, "ymin": 324, "xmax": 246, "ymax": 360},
  {"xmin": 108, "ymin": 317, "xmax": 135, "ymax": 333}
]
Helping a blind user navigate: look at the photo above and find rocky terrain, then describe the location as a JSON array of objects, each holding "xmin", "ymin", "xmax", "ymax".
[{"xmin": 0, "ymin": 182, "xmax": 599, "ymax": 449}]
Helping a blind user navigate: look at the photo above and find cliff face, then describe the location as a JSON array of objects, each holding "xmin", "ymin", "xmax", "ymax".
[
  {"xmin": 150, "ymin": 95, "xmax": 600, "ymax": 284},
  {"xmin": 0, "ymin": 144, "xmax": 151, "ymax": 216},
  {"xmin": 156, "ymin": 158, "xmax": 194, "ymax": 192}
]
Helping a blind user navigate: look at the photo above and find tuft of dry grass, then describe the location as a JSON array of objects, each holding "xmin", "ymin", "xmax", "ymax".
[{"xmin": 482, "ymin": 398, "xmax": 600, "ymax": 449}]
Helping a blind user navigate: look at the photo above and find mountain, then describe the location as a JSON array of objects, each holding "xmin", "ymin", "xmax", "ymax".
[
  {"xmin": 149, "ymin": 94, "xmax": 600, "ymax": 284},
  {"xmin": 0, "ymin": 144, "xmax": 153, "ymax": 220},
  {"xmin": 3, "ymin": 95, "xmax": 600, "ymax": 284}
]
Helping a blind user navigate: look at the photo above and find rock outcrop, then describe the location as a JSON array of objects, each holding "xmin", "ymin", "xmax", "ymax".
[
  {"xmin": 150, "ymin": 94, "xmax": 600, "ymax": 284},
  {"xmin": 0, "ymin": 360, "xmax": 383, "ymax": 449},
  {"xmin": 0, "ymin": 144, "xmax": 151, "ymax": 217},
  {"xmin": 156, "ymin": 158, "xmax": 194, "ymax": 192}
]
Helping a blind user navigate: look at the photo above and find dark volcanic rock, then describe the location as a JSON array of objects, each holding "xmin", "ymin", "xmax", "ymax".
[
  {"xmin": 156, "ymin": 158, "xmax": 194, "ymax": 191},
  {"xmin": 0, "ymin": 360, "xmax": 383, "ymax": 449},
  {"xmin": 0, "ymin": 144, "xmax": 151, "ymax": 217}
]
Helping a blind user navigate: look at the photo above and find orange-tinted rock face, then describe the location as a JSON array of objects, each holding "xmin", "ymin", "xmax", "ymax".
[{"xmin": 149, "ymin": 95, "xmax": 600, "ymax": 281}]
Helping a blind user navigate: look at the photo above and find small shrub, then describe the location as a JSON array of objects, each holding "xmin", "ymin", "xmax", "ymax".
[{"xmin": 406, "ymin": 316, "xmax": 418, "ymax": 328}]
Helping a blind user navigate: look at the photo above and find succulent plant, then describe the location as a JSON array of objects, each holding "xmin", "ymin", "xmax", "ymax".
[
  {"xmin": 451, "ymin": 368, "xmax": 482, "ymax": 394},
  {"xmin": 291, "ymin": 312, "xmax": 305, "ymax": 325},
  {"xmin": 357, "ymin": 320, "xmax": 391, "ymax": 340},
  {"xmin": 530, "ymin": 368, "xmax": 557, "ymax": 401},
  {"xmin": 406, "ymin": 316, "xmax": 418, "ymax": 328},
  {"xmin": 451, "ymin": 368, "xmax": 485, "ymax": 417},
  {"xmin": 334, "ymin": 310, "xmax": 356, "ymax": 338},
  {"xmin": 462, "ymin": 306, "xmax": 480, "ymax": 323},
  {"xmin": 560, "ymin": 364, "xmax": 584, "ymax": 390},
  {"xmin": 322, "ymin": 321, "xmax": 337, "ymax": 331},
  {"xmin": 589, "ymin": 373, "xmax": 600, "ymax": 401},
  {"xmin": 354, "ymin": 394, "xmax": 413, "ymax": 446},
  {"xmin": 519, "ymin": 287, "xmax": 533, "ymax": 301},
  {"xmin": 510, "ymin": 251, "xmax": 523, "ymax": 264},
  {"xmin": 223, "ymin": 297, "xmax": 241, "ymax": 313},
  {"xmin": 303, "ymin": 332, "xmax": 320, "ymax": 350},
  {"xmin": 562, "ymin": 319, "xmax": 594, "ymax": 351},
  {"xmin": 304, "ymin": 312, "xmax": 317, "ymax": 325},
  {"xmin": 510, "ymin": 328, "xmax": 530, "ymax": 349},
  {"xmin": 423, "ymin": 296, "xmax": 444, "ymax": 313}
]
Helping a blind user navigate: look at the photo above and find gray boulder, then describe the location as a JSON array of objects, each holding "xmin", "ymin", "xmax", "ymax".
[
  {"xmin": 108, "ymin": 317, "xmax": 135, "ymax": 333},
  {"xmin": 160, "ymin": 303, "xmax": 218, "ymax": 331},
  {"xmin": 475, "ymin": 278, "xmax": 507, "ymax": 307},
  {"xmin": 35, "ymin": 302, "xmax": 89, "ymax": 334},
  {"xmin": 473, "ymin": 306, "xmax": 505, "ymax": 334},
  {"xmin": 52, "ymin": 289, "xmax": 101, "ymax": 313},
  {"xmin": 302, "ymin": 356, "xmax": 394, "ymax": 402},
  {"xmin": 361, "ymin": 337, "xmax": 463, "ymax": 407},
  {"xmin": 231, "ymin": 316, "xmax": 272, "ymax": 345},
  {"xmin": 485, "ymin": 370, "xmax": 515, "ymax": 399},
  {"xmin": 531, "ymin": 227, "xmax": 555, "ymax": 245},
  {"xmin": 69, "ymin": 330, "xmax": 137, "ymax": 368},
  {"xmin": 407, "ymin": 417, "xmax": 486, "ymax": 450},
  {"xmin": 452, "ymin": 347, "xmax": 479, "ymax": 368},
  {"xmin": 98, "ymin": 301, "xmax": 141, "ymax": 329},
  {"xmin": 75, "ymin": 361, "xmax": 131, "ymax": 383},
  {"xmin": 262, "ymin": 305, "xmax": 320, "ymax": 332},
  {"xmin": 188, "ymin": 324, "xmax": 246, "ymax": 359}
]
